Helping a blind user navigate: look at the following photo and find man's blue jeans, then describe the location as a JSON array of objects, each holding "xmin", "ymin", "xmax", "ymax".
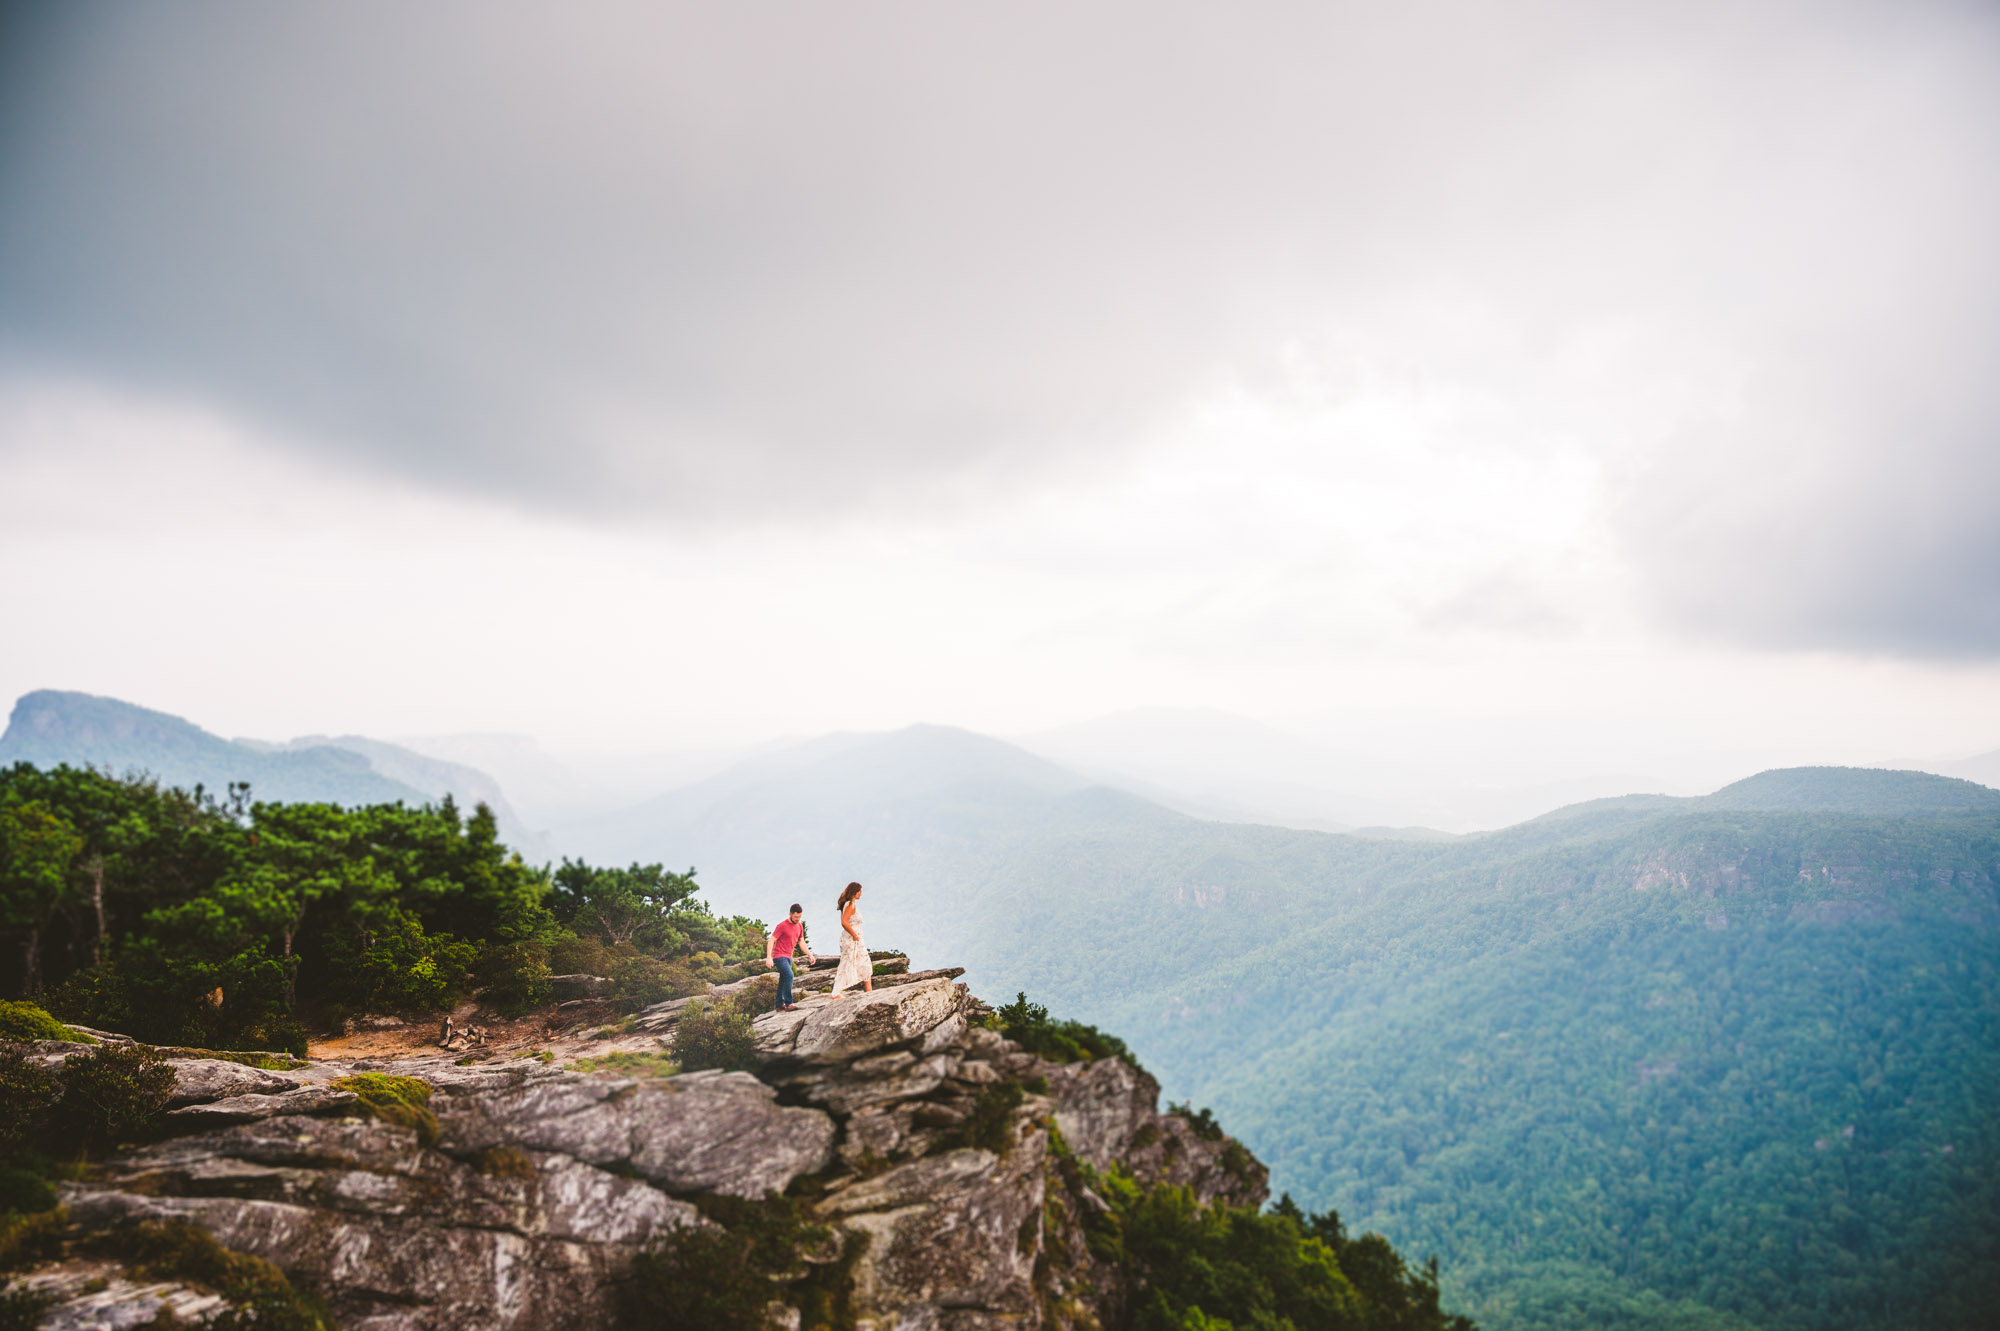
[{"xmin": 774, "ymin": 957, "xmax": 794, "ymax": 1008}]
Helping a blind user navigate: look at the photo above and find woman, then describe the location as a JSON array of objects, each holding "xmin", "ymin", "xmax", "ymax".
[{"xmin": 831, "ymin": 881, "xmax": 872, "ymax": 996}]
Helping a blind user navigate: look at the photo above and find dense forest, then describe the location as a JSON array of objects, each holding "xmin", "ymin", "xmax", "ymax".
[
  {"xmin": 1028, "ymin": 801, "xmax": 2000, "ymax": 1331},
  {"xmin": 0, "ymin": 762, "xmax": 768, "ymax": 1052}
]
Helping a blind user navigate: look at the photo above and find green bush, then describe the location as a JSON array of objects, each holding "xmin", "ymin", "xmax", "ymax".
[
  {"xmin": 0, "ymin": 1052, "xmax": 61, "ymax": 1151},
  {"xmin": 58, "ymin": 1044, "xmax": 175, "ymax": 1147},
  {"xmin": 672, "ymin": 995, "xmax": 759, "ymax": 1072},
  {"xmin": 0, "ymin": 1170, "xmax": 55, "ymax": 1217},
  {"xmin": 331, "ymin": 1073, "xmax": 438, "ymax": 1147},
  {"xmin": 0, "ymin": 1002, "xmax": 92, "ymax": 1045},
  {"xmin": 946, "ymin": 1079, "xmax": 1026, "ymax": 1156},
  {"xmin": 625, "ymin": 1194, "xmax": 840, "ymax": 1331},
  {"xmin": 85, "ymin": 1219, "xmax": 334, "ymax": 1330},
  {"xmin": 0, "ymin": 1286, "xmax": 51, "ymax": 1331},
  {"xmin": 475, "ymin": 940, "xmax": 552, "ymax": 1017},
  {"xmin": 991, "ymin": 992, "xmax": 1138, "ymax": 1069},
  {"xmin": 1167, "ymin": 1102, "xmax": 1225, "ymax": 1142}
]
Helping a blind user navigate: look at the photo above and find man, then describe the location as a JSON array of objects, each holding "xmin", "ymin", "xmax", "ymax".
[{"xmin": 766, "ymin": 903, "xmax": 817, "ymax": 1012}]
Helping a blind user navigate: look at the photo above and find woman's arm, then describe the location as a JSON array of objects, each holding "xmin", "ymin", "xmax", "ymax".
[{"xmin": 843, "ymin": 903, "xmax": 861, "ymax": 941}]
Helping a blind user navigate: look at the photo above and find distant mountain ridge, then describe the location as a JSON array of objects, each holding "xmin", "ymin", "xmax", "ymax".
[{"xmin": 0, "ymin": 690, "xmax": 546, "ymax": 855}]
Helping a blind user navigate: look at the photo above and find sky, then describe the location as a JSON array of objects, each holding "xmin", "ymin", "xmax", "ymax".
[{"xmin": 3, "ymin": 0, "xmax": 1998, "ymax": 803}]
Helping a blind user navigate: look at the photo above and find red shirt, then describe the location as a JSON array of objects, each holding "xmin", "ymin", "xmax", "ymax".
[{"xmin": 770, "ymin": 918, "xmax": 806, "ymax": 960}]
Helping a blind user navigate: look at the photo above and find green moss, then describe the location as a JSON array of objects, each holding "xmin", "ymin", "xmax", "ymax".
[
  {"xmin": 331, "ymin": 1073, "xmax": 439, "ymax": 1147},
  {"xmin": 0, "ymin": 1002, "xmax": 93, "ymax": 1045},
  {"xmin": 568, "ymin": 1051, "xmax": 679, "ymax": 1080},
  {"xmin": 153, "ymin": 1048, "xmax": 308, "ymax": 1072},
  {"xmin": 467, "ymin": 1146, "xmax": 537, "ymax": 1181}
]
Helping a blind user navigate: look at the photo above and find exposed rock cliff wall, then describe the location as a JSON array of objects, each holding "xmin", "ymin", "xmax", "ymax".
[{"xmin": 9, "ymin": 970, "xmax": 1264, "ymax": 1329}]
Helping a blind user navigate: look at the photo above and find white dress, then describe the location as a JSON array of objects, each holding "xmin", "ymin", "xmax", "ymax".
[{"xmin": 833, "ymin": 907, "xmax": 869, "ymax": 994}]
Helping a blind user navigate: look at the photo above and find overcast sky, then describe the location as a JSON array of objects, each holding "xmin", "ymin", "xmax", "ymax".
[{"xmin": 3, "ymin": 1, "xmax": 1997, "ymax": 793}]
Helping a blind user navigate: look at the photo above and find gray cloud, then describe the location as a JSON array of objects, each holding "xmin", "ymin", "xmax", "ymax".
[{"xmin": 3, "ymin": 1, "xmax": 1998, "ymax": 654}]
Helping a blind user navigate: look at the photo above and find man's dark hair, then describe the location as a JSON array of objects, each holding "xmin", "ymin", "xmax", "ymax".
[{"xmin": 789, "ymin": 903, "xmax": 803, "ymax": 914}]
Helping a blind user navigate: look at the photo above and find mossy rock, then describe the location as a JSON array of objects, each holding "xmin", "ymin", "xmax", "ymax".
[
  {"xmin": 0, "ymin": 1003, "xmax": 94, "ymax": 1045},
  {"xmin": 331, "ymin": 1073, "xmax": 439, "ymax": 1147}
]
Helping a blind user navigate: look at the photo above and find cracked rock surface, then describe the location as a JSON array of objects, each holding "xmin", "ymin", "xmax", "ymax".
[{"xmin": 11, "ymin": 968, "xmax": 1265, "ymax": 1330}]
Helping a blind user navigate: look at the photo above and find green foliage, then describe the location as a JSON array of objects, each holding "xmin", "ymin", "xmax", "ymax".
[
  {"xmin": 0, "ymin": 1052, "xmax": 61, "ymax": 1152},
  {"xmin": 549, "ymin": 860, "xmax": 702, "ymax": 950},
  {"xmin": 0, "ymin": 1210, "xmax": 65, "ymax": 1273},
  {"xmin": 0, "ymin": 1170, "xmax": 55, "ymax": 1217},
  {"xmin": 473, "ymin": 940, "xmax": 551, "ymax": 1017},
  {"xmin": 994, "ymin": 991, "xmax": 1139, "ymax": 1069},
  {"xmin": 625, "ymin": 1193, "xmax": 845, "ymax": 1331},
  {"xmin": 57, "ymin": 1044, "xmax": 175, "ymax": 1148},
  {"xmin": 0, "ymin": 1001, "xmax": 89, "ymax": 1046},
  {"xmin": 332, "ymin": 1073, "xmax": 438, "ymax": 1147},
  {"xmin": 0, "ymin": 764, "xmax": 768, "ymax": 1054},
  {"xmin": 1170, "ymin": 1103, "xmax": 1226, "ymax": 1142},
  {"xmin": 83, "ymin": 1219, "xmax": 334, "ymax": 1330},
  {"xmin": 0, "ymin": 1285, "xmax": 50, "ymax": 1331},
  {"xmin": 672, "ymin": 992, "xmax": 761, "ymax": 1073},
  {"xmin": 947, "ymin": 1079, "xmax": 1026, "ymax": 1156}
]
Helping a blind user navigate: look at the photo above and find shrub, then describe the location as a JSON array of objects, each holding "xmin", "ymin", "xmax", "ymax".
[
  {"xmin": 947, "ymin": 1079, "xmax": 1026, "ymax": 1156},
  {"xmin": 58, "ymin": 1044, "xmax": 175, "ymax": 1147},
  {"xmin": 672, "ymin": 995, "xmax": 759, "ymax": 1073},
  {"xmin": 85, "ymin": 1219, "xmax": 334, "ymax": 1330},
  {"xmin": 475, "ymin": 940, "xmax": 552, "ymax": 1017},
  {"xmin": 0, "ymin": 1210, "xmax": 66, "ymax": 1274},
  {"xmin": 992, "ymin": 992, "xmax": 1139, "ymax": 1069},
  {"xmin": 625, "ymin": 1194, "xmax": 840, "ymax": 1331},
  {"xmin": 1167, "ymin": 1103, "xmax": 1225, "ymax": 1142},
  {"xmin": 0, "ymin": 1170, "xmax": 55, "ymax": 1217},
  {"xmin": 331, "ymin": 1073, "xmax": 439, "ymax": 1147},
  {"xmin": 0, "ymin": 1052, "xmax": 61, "ymax": 1150},
  {"xmin": 0, "ymin": 1286, "xmax": 50, "ymax": 1331}
]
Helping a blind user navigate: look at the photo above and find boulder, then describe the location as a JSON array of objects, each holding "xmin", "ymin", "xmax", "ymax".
[
  {"xmin": 164, "ymin": 1058, "xmax": 300, "ymax": 1107},
  {"xmin": 789, "ymin": 976, "xmax": 963, "ymax": 1062},
  {"xmin": 438, "ymin": 1068, "xmax": 834, "ymax": 1197}
]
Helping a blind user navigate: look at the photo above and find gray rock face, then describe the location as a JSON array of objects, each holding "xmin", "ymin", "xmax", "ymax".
[
  {"xmin": 24, "ymin": 960, "xmax": 1269, "ymax": 1331},
  {"xmin": 438, "ymin": 1067, "xmax": 834, "ymax": 1197}
]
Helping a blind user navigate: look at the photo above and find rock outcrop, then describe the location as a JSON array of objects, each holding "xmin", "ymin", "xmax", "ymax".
[{"xmin": 7, "ymin": 969, "xmax": 1266, "ymax": 1330}]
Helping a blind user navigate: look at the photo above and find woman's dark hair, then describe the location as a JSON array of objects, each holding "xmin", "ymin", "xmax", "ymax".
[{"xmin": 837, "ymin": 881, "xmax": 863, "ymax": 910}]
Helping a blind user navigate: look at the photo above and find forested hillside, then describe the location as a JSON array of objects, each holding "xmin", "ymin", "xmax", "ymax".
[{"xmin": 557, "ymin": 732, "xmax": 2000, "ymax": 1331}]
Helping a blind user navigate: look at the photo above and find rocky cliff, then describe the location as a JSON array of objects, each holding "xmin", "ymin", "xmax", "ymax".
[{"xmin": 5, "ymin": 967, "xmax": 1265, "ymax": 1329}]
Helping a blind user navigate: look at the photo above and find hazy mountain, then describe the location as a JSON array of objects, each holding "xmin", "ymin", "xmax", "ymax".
[
  {"xmin": 1885, "ymin": 745, "xmax": 2000, "ymax": 796},
  {"xmin": 0, "ymin": 691, "xmax": 543, "ymax": 853},
  {"xmin": 272, "ymin": 733, "xmax": 549, "ymax": 860},
  {"xmin": 1016, "ymin": 706, "xmax": 1680, "ymax": 833},
  {"xmin": 1, "ymin": 690, "xmax": 428, "ymax": 807}
]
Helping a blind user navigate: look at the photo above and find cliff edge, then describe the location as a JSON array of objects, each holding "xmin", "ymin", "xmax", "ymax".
[{"xmin": 7, "ymin": 967, "xmax": 1264, "ymax": 1330}]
